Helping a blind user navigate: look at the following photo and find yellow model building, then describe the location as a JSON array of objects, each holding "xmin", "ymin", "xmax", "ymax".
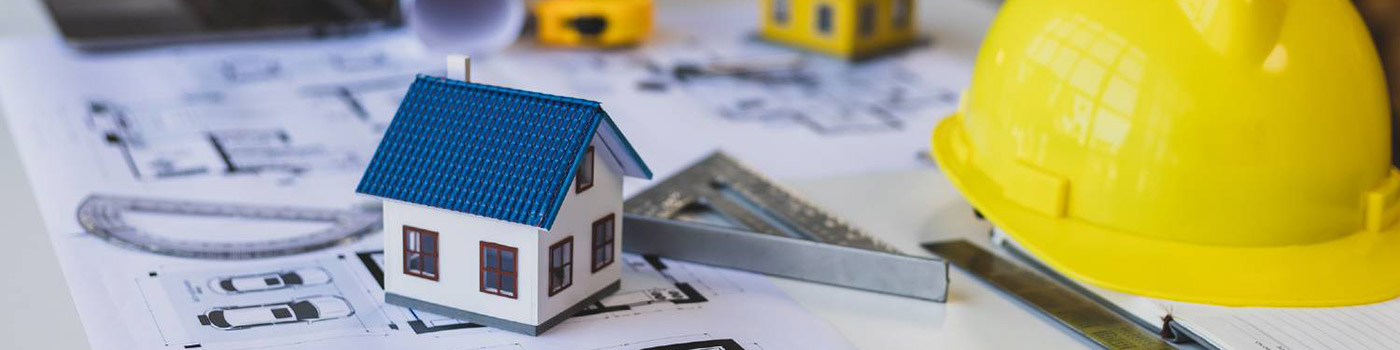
[{"xmin": 759, "ymin": 0, "xmax": 917, "ymax": 60}]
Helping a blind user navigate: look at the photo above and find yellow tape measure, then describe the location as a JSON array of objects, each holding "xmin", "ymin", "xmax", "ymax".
[{"xmin": 532, "ymin": 0, "xmax": 652, "ymax": 48}]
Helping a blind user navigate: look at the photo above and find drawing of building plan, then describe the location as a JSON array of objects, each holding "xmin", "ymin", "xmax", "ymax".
[
  {"xmin": 1, "ymin": 0, "xmax": 973, "ymax": 185},
  {"xmin": 482, "ymin": 1, "xmax": 973, "ymax": 179},
  {"xmin": 0, "ymin": 1, "xmax": 972, "ymax": 348},
  {"xmin": 113, "ymin": 246, "xmax": 843, "ymax": 350}
]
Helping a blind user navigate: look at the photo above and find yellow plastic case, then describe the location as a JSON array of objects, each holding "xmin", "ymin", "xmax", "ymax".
[{"xmin": 533, "ymin": 0, "xmax": 652, "ymax": 48}]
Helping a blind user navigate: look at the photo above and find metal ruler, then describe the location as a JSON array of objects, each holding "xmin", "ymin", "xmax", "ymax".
[
  {"xmin": 624, "ymin": 152, "xmax": 948, "ymax": 301},
  {"xmin": 77, "ymin": 195, "xmax": 380, "ymax": 259},
  {"xmin": 924, "ymin": 240, "xmax": 1177, "ymax": 349}
]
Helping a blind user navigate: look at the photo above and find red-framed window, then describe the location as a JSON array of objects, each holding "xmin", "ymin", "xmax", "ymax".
[
  {"xmin": 548, "ymin": 236, "xmax": 574, "ymax": 296},
  {"xmin": 480, "ymin": 242, "xmax": 518, "ymax": 299},
  {"xmin": 591, "ymin": 214, "xmax": 616, "ymax": 272},
  {"xmin": 576, "ymin": 146, "xmax": 595, "ymax": 193},
  {"xmin": 403, "ymin": 226, "xmax": 439, "ymax": 281}
]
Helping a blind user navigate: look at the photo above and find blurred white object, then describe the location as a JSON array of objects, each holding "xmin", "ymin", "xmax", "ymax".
[{"xmin": 404, "ymin": 0, "xmax": 525, "ymax": 55}]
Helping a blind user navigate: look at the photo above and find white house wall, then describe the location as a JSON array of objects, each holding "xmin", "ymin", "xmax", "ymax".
[
  {"xmin": 382, "ymin": 199, "xmax": 541, "ymax": 325},
  {"xmin": 537, "ymin": 136, "xmax": 625, "ymax": 321}
]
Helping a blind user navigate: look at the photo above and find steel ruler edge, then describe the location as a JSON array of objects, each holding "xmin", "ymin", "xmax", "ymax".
[
  {"xmin": 924, "ymin": 240, "xmax": 1178, "ymax": 350},
  {"xmin": 624, "ymin": 214, "xmax": 949, "ymax": 302},
  {"xmin": 989, "ymin": 229, "xmax": 1213, "ymax": 349}
]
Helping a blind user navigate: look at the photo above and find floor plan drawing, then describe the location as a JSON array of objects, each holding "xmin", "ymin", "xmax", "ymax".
[
  {"xmin": 673, "ymin": 66, "xmax": 956, "ymax": 135},
  {"xmin": 638, "ymin": 47, "xmax": 960, "ymax": 136},
  {"xmin": 476, "ymin": 4, "xmax": 973, "ymax": 179},
  {"xmin": 298, "ymin": 74, "xmax": 426, "ymax": 130},
  {"xmin": 219, "ymin": 56, "xmax": 283, "ymax": 84},
  {"xmin": 20, "ymin": 19, "xmax": 969, "ymax": 186},
  {"xmin": 101, "ymin": 245, "xmax": 852, "ymax": 350},
  {"xmin": 505, "ymin": 34, "xmax": 960, "ymax": 137},
  {"xmin": 134, "ymin": 258, "xmax": 396, "ymax": 349},
  {"xmin": 354, "ymin": 251, "xmax": 736, "ymax": 335},
  {"xmin": 206, "ymin": 47, "xmax": 421, "ymax": 86},
  {"xmin": 0, "ymin": 1, "xmax": 973, "ymax": 346},
  {"xmin": 82, "ymin": 80, "xmax": 404, "ymax": 184}
]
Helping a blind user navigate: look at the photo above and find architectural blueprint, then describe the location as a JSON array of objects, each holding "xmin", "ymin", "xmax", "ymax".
[
  {"xmin": 0, "ymin": 34, "xmax": 861, "ymax": 350},
  {"xmin": 0, "ymin": 1, "xmax": 974, "ymax": 348},
  {"xmin": 110, "ymin": 245, "xmax": 841, "ymax": 350},
  {"xmin": 506, "ymin": 41, "xmax": 959, "ymax": 136},
  {"xmin": 482, "ymin": 1, "xmax": 973, "ymax": 179}
]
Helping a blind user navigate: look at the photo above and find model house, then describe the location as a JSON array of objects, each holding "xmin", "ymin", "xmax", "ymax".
[
  {"xmin": 758, "ymin": 0, "xmax": 918, "ymax": 60},
  {"xmin": 355, "ymin": 57, "xmax": 652, "ymax": 336}
]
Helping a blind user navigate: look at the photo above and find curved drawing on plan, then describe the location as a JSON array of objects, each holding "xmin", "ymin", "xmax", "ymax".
[{"xmin": 76, "ymin": 194, "xmax": 380, "ymax": 259}]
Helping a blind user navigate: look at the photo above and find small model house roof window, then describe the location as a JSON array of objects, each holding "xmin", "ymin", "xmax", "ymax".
[{"xmin": 355, "ymin": 75, "xmax": 652, "ymax": 229}]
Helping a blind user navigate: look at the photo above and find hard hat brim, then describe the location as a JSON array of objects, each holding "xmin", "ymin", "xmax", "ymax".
[{"xmin": 932, "ymin": 113, "xmax": 1400, "ymax": 307}]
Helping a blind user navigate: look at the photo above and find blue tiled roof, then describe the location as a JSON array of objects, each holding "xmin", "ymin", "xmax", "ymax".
[{"xmin": 356, "ymin": 75, "xmax": 651, "ymax": 229}]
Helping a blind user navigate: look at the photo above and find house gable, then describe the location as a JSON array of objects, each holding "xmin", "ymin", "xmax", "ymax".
[{"xmin": 536, "ymin": 137, "xmax": 625, "ymax": 321}]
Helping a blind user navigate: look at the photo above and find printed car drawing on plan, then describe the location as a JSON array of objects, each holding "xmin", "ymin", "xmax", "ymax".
[
  {"xmin": 641, "ymin": 339, "xmax": 747, "ymax": 350},
  {"xmin": 196, "ymin": 295, "xmax": 354, "ymax": 330},
  {"xmin": 597, "ymin": 287, "xmax": 689, "ymax": 307},
  {"xmin": 207, "ymin": 268, "xmax": 333, "ymax": 294}
]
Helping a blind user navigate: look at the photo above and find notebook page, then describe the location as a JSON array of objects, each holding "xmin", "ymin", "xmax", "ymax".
[
  {"xmin": 992, "ymin": 229, "xmax": 1400, "ymax": 350},
  {"xmin": 1169, "ymin": 300, "xmax": 1400, "ymax": 350}
]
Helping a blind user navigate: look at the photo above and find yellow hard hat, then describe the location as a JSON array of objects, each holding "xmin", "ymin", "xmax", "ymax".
[{"xmin": 931, "ymin": 0, "xmax": 1400, "ymax": 307}]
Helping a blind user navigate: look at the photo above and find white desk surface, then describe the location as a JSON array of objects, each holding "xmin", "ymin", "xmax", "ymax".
[{"xmin": 0, "ymin": 0, "xmax": 1093, "ymax": 348}]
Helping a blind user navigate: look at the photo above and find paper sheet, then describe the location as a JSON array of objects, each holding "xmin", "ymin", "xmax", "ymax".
[
  {"xmin": 2, "ymin": 0, "xmax": 972, "ymax": 185},
  {"xmin": 487, "ymin": 0, "xmax": 972, "ymax": 181},
  {"xmin": 1166, "ymin": 301, "xmax": 1400, "ymax": 350},
  {"xmin": 995, "ymin": 229, "xmax": 1400, "ymax": 350},
  {"xmin": 0, "ymin": 0, "xmax": 983, "ymax": 347},
  {"xmin": 1079, "ymin": 262, "xmax": 1400, "ymax": 350}
]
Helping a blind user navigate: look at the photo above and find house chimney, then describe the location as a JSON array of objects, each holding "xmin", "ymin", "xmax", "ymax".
[{"xmin": 447, "ymin": 55, "xmax": 471, "ymax": 82}]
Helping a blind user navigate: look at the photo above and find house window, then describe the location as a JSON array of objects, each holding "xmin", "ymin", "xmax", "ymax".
[
  {"xmin": 859, "ymin": 2, "xmax": 876, "ymax": 37},
  {"xmin": 892, "ymin": 0, "xmax": 911, "ymax": 29},
  {"xmin": 403, "ymin": 226, "xmax": 438, "ymax": 281},
  {"xmin": 548, "ymin": 236, "xmax": 574, "ymax": 296},
  {"xmin": 480, "ymin": 242, "xmax": 517, "ymax": 299},
  {"xmin": 591, "ymin": 214, "xmax": 616, "ymax": 272},
  {"xmin": 816, "ymin": 4, "xmax": 833, "ymax": 35},
  {"xmin": 576, "ymin": 146, "xmax": 595, "ymax": 193},
  {"xmin": 772, "ymin": 0, "xmax": 789, "ymax": 25}
]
